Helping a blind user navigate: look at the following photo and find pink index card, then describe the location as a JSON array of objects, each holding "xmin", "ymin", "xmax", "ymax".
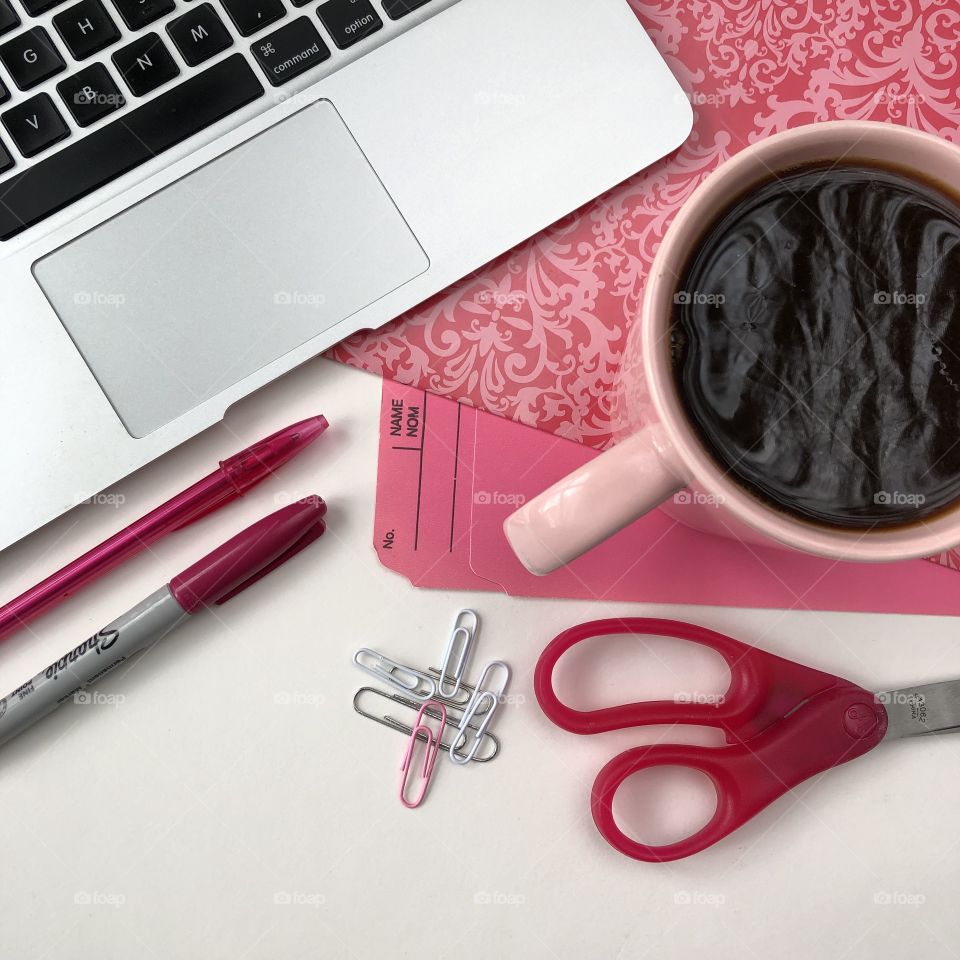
[
  {"xmin": 374, "ymin": 383, "xmax": 490, "ymax": 591},
  {"xmin": 375, "ymin": 379, "xmax": 960, "ymax": 616}
]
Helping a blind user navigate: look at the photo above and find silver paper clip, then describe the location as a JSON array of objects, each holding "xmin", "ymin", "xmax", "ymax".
[
  {"xmin": 437, "ymin": 609, "xmax": 479, "ymax": 699},
  {"xmin": 449, "ymin": 660, "xmax": 510, "ymax": 766},
  {"xmin": 353, "ymin": 687, "xmax": 500, "ymax": 762},
  {"xmin": 353, "ymin": 648, "xmax": 437, "ymax": 701}
]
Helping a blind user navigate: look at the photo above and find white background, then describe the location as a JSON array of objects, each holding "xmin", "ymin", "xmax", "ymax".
[{"xmin": 1, "ymin": 358, "xmax": 959, "ymax": 958}]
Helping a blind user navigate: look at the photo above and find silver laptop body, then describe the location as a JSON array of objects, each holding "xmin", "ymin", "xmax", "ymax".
[{"xmin": 0, "ymin": 0, "xmax": 691, "ymax": 549}]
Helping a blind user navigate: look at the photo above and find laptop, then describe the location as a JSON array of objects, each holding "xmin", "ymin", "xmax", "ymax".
[{"xmin": 0, "ymin": 0, "xmax": 691, "ymax": 550}]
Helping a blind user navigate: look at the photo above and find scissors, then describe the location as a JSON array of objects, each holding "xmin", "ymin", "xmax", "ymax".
[{"xmin": 535, "ymin": 617, "xmax": 960, "ymax": 862}]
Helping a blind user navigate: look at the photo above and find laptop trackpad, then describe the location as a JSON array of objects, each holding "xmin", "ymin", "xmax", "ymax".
[{"xmin": 33, "ymin": 101, "xmax": 429, "ymax": 438}]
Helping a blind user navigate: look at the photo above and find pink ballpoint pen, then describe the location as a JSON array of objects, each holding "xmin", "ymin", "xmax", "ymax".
[{"xmin": 0, "ymin": 415, "xmax": 328, "ymax": 642}]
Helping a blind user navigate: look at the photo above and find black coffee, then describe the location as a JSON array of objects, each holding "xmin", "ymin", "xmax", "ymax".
[{"xmin": 672, "ymin": 163, "xmax": 960, "ymax": 528}]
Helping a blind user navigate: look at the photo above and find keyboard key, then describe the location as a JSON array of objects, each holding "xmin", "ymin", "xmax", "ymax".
[
  {"xmin": 0, "ymin": 77, "xmax": 7, "ymax": 104},
  {"xmin": 0, "ymin": 136, "xmax": 12, "ymax": 172},
  {"xmin": 112, "ymin": 32, "xmax": 178, "ymax": 95},
  {"xmin": 19, "ymin": 0, "xmax": 66, "ymax": 14},
  {"xmin": 220, "ymin": 0, "xmax": 284, "ymax": 36},
  {"xmin": 0, "ymin": 28, "xmax": 66, "ymax": 91},
  {"xmin": 0, "ymin": 0, "xmax": 20, "ymax": 38},
  {"xmin": 317, "ymin": 0, "xmax": 380, "ymax": 48},
  {"xmin": 0, "ymin": 54, "xmax": 263, "ymax": 240},
  {"xmin": 54, "ymin": 0, "xmax": 121, "ymax": 60},
  {"xmin": 380, "ymin": 0, "xmax": 429, "ymax": 19},
  {"xmin": 2, "ymin": 93, "xmax": 69, "ymax": 156},
  {"xmin": 251, "ymin": 16, "xmax": 329, "ymax": 85},
  {"xmin": 110, "ymin": 0, "xmax": 175, "ymax": 31},
  {"xmin": 57, "ymin": 62, "xmax": 123, "ymax": 125},
  {"xmin": 166, "ymin": 2, "xmax": 231, "ymax": 66}
]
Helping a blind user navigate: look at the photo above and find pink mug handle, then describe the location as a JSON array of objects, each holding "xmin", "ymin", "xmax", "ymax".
[{"xmin": 503, "ymin": 425, "xmax": 685, "ymax": 575}]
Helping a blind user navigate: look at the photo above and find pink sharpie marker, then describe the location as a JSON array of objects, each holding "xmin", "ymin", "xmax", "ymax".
[{"xmin": 0, "ymin": 498, "xmax": 326, "ymax": 750}]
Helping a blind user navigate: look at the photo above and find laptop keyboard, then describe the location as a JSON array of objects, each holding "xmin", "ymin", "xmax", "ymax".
[{"xmin": 0, "ymin": 0, "xmax": 442, "ymax": 240}]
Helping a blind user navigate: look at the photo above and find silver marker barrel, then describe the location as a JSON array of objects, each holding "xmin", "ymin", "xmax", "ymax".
[{"xmin": 0, "ymin": 587, "xmax": 188, "ymax": 749}]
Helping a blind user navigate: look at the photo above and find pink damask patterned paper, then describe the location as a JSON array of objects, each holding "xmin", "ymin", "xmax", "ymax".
[{"xmin": 330, "ymin": 0, "xmax": 960, "ymax": 446}]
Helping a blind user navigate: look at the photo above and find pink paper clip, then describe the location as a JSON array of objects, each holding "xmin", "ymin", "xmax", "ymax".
[{"xmin": 400, "ymin": 701, "xmax": 447, "ymax": 809}]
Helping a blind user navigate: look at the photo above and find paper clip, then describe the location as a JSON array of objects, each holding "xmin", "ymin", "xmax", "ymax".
[
  {"xmin": 353, "ymin": 648, "xmax": 437, "ymax": 701},
  {"xmin": 437, "ymin": 609, "xmax": 479, "ymax": 699},
  {"xmin": 400, "ymin": 701, "xmax": 447, "ymax": 809},
  {"xmin": 426, "ymin": 667, "xmax": 492, "ymax": 714},
  {"xmin": 353, "ymin": 687, "xmax": 501, "ymax": 762},
  {"xmin": 449, "ymin": 660, "xmax": 510, "ymax": 766}
]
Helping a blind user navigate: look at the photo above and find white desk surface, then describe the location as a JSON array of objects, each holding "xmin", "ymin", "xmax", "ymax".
[{"xmin": 1, "ymin": 358, "xmax": 959, "ymax": 959}]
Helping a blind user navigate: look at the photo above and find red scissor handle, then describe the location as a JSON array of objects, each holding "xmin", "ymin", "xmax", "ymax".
[
  {"xmin": 535, "ymin": 618, "xmax": 889, "ymax": 861},
  {"xmin": 591, "ymin": 683, "xmax": 887, "ymax": 862},
  {"xmin": 535, "ymin": 618, "xmax": 848, "ymax": 741}
]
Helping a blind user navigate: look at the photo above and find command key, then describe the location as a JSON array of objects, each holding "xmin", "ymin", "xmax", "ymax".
[{"xmin": 252, "ymin": 17, "xmax": 331, "ymax": 86}]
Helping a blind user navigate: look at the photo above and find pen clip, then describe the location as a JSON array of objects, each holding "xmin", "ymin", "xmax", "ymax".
[{"xmin": 214, "ymin": 518, "xmax": 326, "ymax": 604}]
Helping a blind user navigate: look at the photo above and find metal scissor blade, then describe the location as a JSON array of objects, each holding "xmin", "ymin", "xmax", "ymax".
[{"xmin": 879, "ymin": 679, "xmax": 960, "ymax": 740}]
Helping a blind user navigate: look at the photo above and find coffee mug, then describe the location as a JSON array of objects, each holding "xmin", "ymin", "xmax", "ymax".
[{"xmin": 504, "ymin": 121, "xmax": 960, "ymax": 575}]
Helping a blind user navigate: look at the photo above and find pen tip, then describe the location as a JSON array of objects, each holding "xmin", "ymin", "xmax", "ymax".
[
  {"xmin": 219, "ymin": 418, "xmax": 330, "ymax": 497},
  {"xmin": 296, "ymin": 415, "xmax": 329, "ymax": 444}
]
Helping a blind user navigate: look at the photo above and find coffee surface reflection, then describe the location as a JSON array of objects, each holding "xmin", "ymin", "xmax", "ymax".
[{"xmin": 672, "ymin": 164, "xmax": 960, "ymax": 527}]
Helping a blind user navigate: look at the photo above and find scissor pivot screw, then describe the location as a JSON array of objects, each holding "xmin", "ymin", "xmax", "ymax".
[{"xmin": 843, "ymin": 703, "xmax": 879, "ymax": 739}]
